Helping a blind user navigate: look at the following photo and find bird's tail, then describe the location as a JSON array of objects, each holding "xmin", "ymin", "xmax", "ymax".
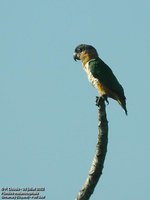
[{"xmin": 117, "ymin": 98, "xmax": 128, "ymax": 115}]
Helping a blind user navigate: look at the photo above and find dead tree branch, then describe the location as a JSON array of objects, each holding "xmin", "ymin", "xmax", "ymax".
[{"xmin": 75, "ymin": 99, "xmax": 108, "ymax": 200}]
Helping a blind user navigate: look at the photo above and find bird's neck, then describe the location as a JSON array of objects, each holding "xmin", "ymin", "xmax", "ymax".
[{"xmin": 81, "ymin": 53, "xmax": 98, "ymax": 66}]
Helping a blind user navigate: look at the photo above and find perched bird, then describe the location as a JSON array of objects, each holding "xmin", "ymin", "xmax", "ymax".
[{"xmin": 73, "ymin": 44, "xmax": 127, "ymax": 115}]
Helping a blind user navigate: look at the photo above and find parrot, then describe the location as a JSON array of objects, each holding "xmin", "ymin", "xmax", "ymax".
[{"xmin": 73, "ymin": 44, "xmax": 127, "ymax": 115}]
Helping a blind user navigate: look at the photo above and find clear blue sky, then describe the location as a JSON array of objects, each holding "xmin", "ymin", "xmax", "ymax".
[{"xmin": 0, "ymin": 0, "xmax": 149, "ymax": 199}]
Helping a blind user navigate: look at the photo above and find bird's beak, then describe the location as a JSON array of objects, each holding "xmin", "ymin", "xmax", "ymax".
[{"xmin": 73, "ymin": 52, "xmax": 80, "ymax": 61}]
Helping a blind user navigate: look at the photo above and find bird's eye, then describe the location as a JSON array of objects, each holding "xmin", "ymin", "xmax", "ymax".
[{"xmin": 76, "ymin": 48, "xmax": 82, "ymax": 53}]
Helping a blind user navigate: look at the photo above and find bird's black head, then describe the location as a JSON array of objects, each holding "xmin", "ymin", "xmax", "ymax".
[{"xmin": 73, "ymin": 44, "xmax": 98, "ymax": 61}]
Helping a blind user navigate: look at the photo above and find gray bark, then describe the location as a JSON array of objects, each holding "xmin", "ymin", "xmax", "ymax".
[{"xmin": 75, "ymin": 99, "xmax": 108, "ymax": 200}]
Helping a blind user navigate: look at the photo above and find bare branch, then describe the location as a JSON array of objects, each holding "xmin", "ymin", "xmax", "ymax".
[{"xmin": 75, "ymin": 99, "xmax": 108, "ymax": 200}]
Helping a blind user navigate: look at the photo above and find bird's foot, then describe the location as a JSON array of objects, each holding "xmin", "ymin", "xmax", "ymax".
[{"xmin": 96, "ymin": 95, "xmax": 109, "ymax": 107}]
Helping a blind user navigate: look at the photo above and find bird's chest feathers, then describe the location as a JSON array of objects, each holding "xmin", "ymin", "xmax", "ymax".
[
  {"xmin": 83, "ymin": 61, "xmax": 107, "ymax": 96},
  {"xmin": 83, "ymin": 61, "xmax": 99, "ymax": 88}
]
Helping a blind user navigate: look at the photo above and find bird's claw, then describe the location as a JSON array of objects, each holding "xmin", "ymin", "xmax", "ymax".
[{"xmin": 96, "ymin": 95, "xmax": 109, "ymax": 107}]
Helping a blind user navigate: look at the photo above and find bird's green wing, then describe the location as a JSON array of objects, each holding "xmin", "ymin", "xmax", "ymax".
[{"xmin": 88, "ymin": 58, "xmax": 126, "ymax": 98}]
